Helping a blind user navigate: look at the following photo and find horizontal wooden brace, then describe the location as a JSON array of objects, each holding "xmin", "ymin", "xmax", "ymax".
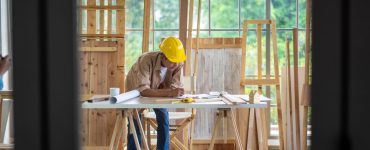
[
  {"xmin": 80, "ymin": 34, "xmax": 124, "ymax": 38},
  {"xmin": 80, "ymin": 47, "xmax": 117, "ymax": 52},
  {"xmin": 244, "ymin": 20, "xmax": 272, "ymax": 25},
  {"xmin": 80, "ymin": 6, "xmax": 125, "ymax": 10},
  {"xmin": 240, "ymin": 79, "xmax": 279, "ymax": 86}
]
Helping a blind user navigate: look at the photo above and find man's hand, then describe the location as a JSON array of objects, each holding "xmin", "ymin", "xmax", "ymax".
[
  {"xmin": 0, "ymin": 55, "xmax": 11, "ymax": 75},
  {"xmin": 169, "ymin": 88, "xmax": 184, "ymax": 97}
]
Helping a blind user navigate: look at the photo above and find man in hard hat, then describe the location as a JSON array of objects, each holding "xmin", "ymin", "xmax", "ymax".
[{"xmin": 125, "ymin": 36, "xmax": 186, "ymax": 150}]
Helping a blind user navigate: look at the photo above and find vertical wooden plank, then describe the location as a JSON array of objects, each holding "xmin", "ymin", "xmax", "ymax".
[
  {"xmin": 108, "ymin": 0, "xmax": 112, "ymax": 34},
  {"xmin": 246, "ymin": 109, "xmax": 255, "ymax": 150},
  {"xmin": 239, "ymin": 21, "xmax": 250, "ymax": 150},
  {"xmin": 240, "ymin": 21, "xmax": 248, "ymax": 93},
  {"xmin": 286, "ymin": 35, "xmax": 294, "ymax": 150},
  {"xmin": 89, "ymin": 109, "xmax": 97, "ymax": 146},
  {"xmin": 81, "ymin": 109, "xmax": 90, "ymax": 146},
  {"xmin": 271, "ymin": 21, "xmax": 284, "ymax": 150},
  {"xmin": 142, "ymin": 0, "xmax": 151, "ymax": 53},
  {"xmin": 293, "ymin": 28, "xmax": 301, "ymax": 150},
  {"xmin": 80, "ymin": 50, "xmax": 91, "ymax": 94},
  {"xmin": 301, "ymin": 0, "xmax": 311, "ymax": 149},
  {"xmin": 87, "ymin": 0, "xmax": 96, "ymax": 34},
  {"xmin": 179, "ymin": 0, "xmax": 188, "ymax": 70},
  {"xmin": 117, "ymin": 0, "xmax": 125, "ymax": 92},
  {"xmin": 100, "ymin": 0, "xmax": 105, "ymax": 34},
  {"xmin": 185, "ymin": 0, "xmax": 194, "ymax": 76},
  {"xmin": 79, "ymin": 0, "xmax": 83, "ymax": 34},
  {"xmin": 90, "ymin": 52, "xmax": 109, "ymax": 94},
  {"xmin": 257, "ymin": 24, "xmax": 262, "ymax": 80}
]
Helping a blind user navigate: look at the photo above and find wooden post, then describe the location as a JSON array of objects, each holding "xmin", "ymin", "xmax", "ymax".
[
  {"xmin": 286, "ymin": 34, "xmax": 294, "ymax": 149},
  {"xmin": 185, "ymin": 0, "xmax": 194, "ymax": 76},
  {"xmin": 271, "ymin": 21, "xmax": 285, "ymax": 150},
  {"xmin": 192, "ymin": 0, "xmax": 202, "ymax": 94},
  {"xmin": 301, "ymin": 0, "xmax": 311, "ymax": 149},
  {"xmin": 142, "ymin": 0, "xmax": 151, "ymax": 53},
  {"xmin": 293, "ymin": 28, "xmax": 301, "ymax": 150}
]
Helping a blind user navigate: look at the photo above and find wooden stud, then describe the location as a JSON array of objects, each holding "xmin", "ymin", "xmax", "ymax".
[
  {"xmin": 301, "ymin": 0, "xmax": 311, "ymax": 149},
  {"xmin": 100, "ymin": 0, "xmax": 105, "ymax": 35},
  {"xmin": 255, "ymin": 109, "xmax": 267, "ymax": 150},
  {"xmin": 80, "ymin": 47, "xmax": 117, "ymax": 52},
  {"xmin": 257, "ymin": 24, "xmax": 263, "ymax": 80},
  {"xmin": 293, "ymin": 28, "xmax": 301, "ymax": 150},
  {"xmin": 271, "ymin": 21, "xmax": 285, "ymax": 150},
  {"xmin": 80, "ymin": 34, "xmax": 124, "ymax": 38},
  {"xmin": 245, "ymin": 20, "xmax": 272, "ymax": 25},
  {"xmin": 80, "ymin": 5, "xmax": 125, "ymax": 10},
  {"xmin": 87, "ymin": 0, "xmax": 96, "ymax": 34},
  {"xmin": 286, "ymin": 34, "xmax": 294, "ymax": 149},
  {"xmin": 142, "ymin": 0, "xmax": 151, "ymax": 53},
  {"xmin": 185, "ymin": 0, "xmax": 194, "ymax": 76},
  {"xmin": 246, "ymin": 108, "xmax": 255, "ymax": 150},
  {"xmin": 192, "ymin": 0, "xmax": 202, "ymax": 93},
  {"xmin": 241, "ymin": 79, "xmax": 279, "ymax": 86},
  {"xmin": 107, "ymin": 0, "xmax": 112, "ymax": 34}
]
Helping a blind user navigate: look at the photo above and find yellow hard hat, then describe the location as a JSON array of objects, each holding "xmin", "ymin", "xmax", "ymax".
[{"xmin": 159, "ymin": 36, "xmax": 186, "ymax": 63}]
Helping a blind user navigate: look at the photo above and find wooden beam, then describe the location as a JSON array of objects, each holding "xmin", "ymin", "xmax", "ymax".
[
  {"xmin": 142, "ymin": 0, "xmax": 151, "ymax": 53},
  {"xmin": 80, "ymin": 47, "xmax": 117, "ymax": 52},
  {"xmin": 80, "ymin": 6, "xmax": 125, "ymax": 10},
  {"xmin": 272, "ymin": 20, "xmax": 285, "ymax": 150},
  {"xmin": 80, "ymin": 34, "xmax": 124, "ymax": 38},
  {"xmin": 240, "ymin": 79, "xmax": 279, "ymax": 86},
  {"xmin": 244, "ymin": 20, "xmax": 272, "ymax": 25},
  {"xmin": 185, "ymin": 0, "xmax": 194, "ymax": 76},
  {"xmin": 191, "ymin": 38, "xmax": 242, "ymax": 49},
  {"xmin": 179, "ymin": 0, "xmax": 188, "ymax": 49},
  {"xmin": 193, "ymin": 0, "xmax": 201, "ymax": 78},
  {"xmin": 99, "ymin": 0, "xmax": 105, "ymax": 35},
  {"xmin": 107, "ymin": 0, "xmax": 112, "ymax": 34},
  {"xmin": 293, "ymin": 28, "xmax": 301, "ymax": 150}
]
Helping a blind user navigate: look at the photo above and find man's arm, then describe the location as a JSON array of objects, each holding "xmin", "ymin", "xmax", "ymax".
[{"xmin": 141, "ymin": 88, "xmax": 184, "ymax": 97}]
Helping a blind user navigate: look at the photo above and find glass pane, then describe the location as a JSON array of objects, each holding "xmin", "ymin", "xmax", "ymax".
[
  {"xmin": 126, "ymin": 0, "xmax": 144, "ymax": 29},
  {"xmin": 298, "ymin": 0, "xmax": 307, "ymax": 28},
  {"xmin": 193, "ymin": 0, "xmax": 209, "ymax": 30},
  {"xmin": 125, "ymin": 31, "xmax": 143, "ymax": 73},
  {"xmin": 241, "ymin": 0, "xmax": 266, "ymax": 27},
  {"xmin": 192, "ymin": 31, "xmax": 210, "ymax": 38},
  {"xmin": 153, "ymin": 31, "xmax": 179, "ymax": 51},
  {"xmin": 154, "ymin": 0, "xmax": 179, "ymax": 29},
  {"xmin": 82, "ymin": 10, "xmax": 87, "ymax": 34},
  {"xmin": 211, "ymin": 0, "xmax": 238, "ymax": 29},
  {"xmin": 271, "ymin": 0, "xmax": 297, "ymax": 28},
  {"xmin": 210, "ymin": 31, "xmax": 239, "ymax": 37}
]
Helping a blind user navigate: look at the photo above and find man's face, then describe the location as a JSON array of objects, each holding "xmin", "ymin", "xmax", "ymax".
[{"xmin": 162, "ymin": 56, "xmax": 179, "ymax": 70}]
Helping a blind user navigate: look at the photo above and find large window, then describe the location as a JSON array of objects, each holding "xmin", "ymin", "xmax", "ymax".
[{"xmin": 124, "ymin": 0, "xmax": 311, "ymax": 137}]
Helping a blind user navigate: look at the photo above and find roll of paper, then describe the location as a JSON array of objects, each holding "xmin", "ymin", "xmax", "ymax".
[{"xmin": 110, "ymin": 90, "xmax": 140, "ymax": 104}]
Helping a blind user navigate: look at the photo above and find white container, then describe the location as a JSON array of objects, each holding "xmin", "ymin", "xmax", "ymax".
[{"xmin": 110, "ymin": 87, "xmax": 120, "ymax": 97}]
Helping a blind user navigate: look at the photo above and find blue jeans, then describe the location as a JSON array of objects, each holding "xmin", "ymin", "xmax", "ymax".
[{"xmin": 127, "ymin": 108, "xmax": 170, "ymax": 150}]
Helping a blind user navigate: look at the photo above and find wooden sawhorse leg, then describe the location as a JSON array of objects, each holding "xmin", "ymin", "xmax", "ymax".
[
  {"xmin": 208, "ymin": 108, "xmax": 244, "ymax": 150},
  {"xmin": 108, "ymin": 109, "xmax": 150, "ymax": 150}
]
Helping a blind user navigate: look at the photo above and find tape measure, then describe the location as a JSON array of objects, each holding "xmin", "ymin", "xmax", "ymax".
[{"xmin": 180, "ymin": 97, "xmax": 194, "ymax": 103}]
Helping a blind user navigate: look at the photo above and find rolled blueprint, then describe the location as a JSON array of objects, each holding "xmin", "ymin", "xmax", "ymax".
[{"xmin": 110, "ymin": 90, "xmax": 140, "ymax": 104}]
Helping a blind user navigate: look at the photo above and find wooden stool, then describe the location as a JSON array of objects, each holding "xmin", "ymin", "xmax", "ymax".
[{"xmin": 143, "ymin": 109, "xmax": 196, "ymax": 150}]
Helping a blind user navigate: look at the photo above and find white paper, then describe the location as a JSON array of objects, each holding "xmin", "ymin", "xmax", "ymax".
[
  {"xmin": 110, "ymin": 90, "xmax": 140, "ymax": 104},
  {"xmin": 176, "ymin": 94, "xmax": 219, "ymax": 99}
]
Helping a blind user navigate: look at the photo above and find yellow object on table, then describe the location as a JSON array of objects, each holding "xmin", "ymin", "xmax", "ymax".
[{"xmin": 181, "ymin": 97, "xmax": 194, "ymax": 103}]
